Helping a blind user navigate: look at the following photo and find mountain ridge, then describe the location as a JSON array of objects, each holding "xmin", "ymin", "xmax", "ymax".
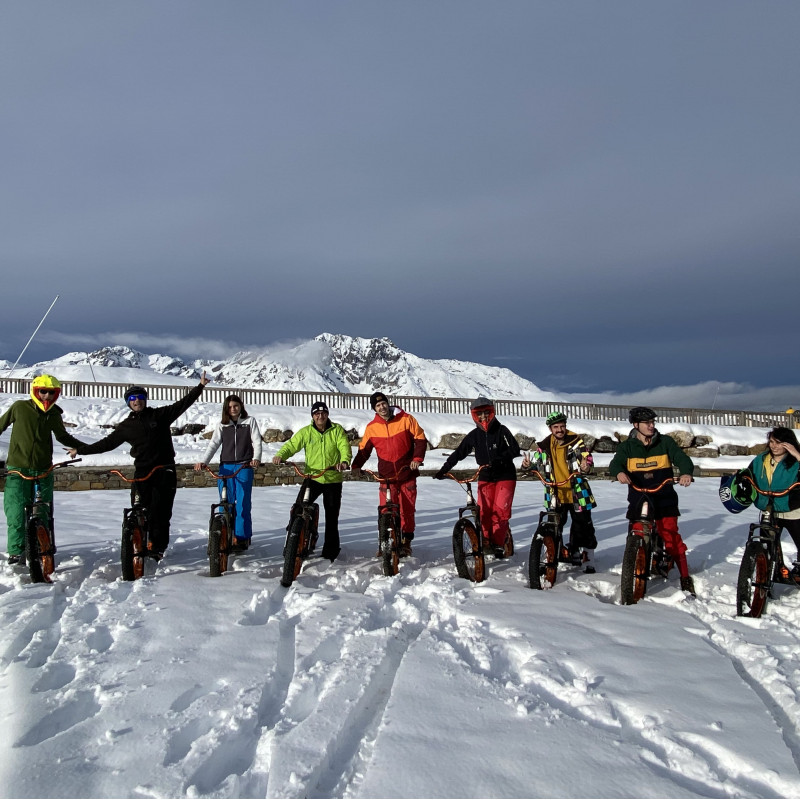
[{"xmin": 2, "ymin": 334, "xmax": 559, "ymax": 401}]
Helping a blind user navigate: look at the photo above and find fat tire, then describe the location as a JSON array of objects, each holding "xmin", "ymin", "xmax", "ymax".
[
  {"xmin": 378, "ymin": 513, "xmax": 400, "ymax": 577},
  {"xmin": 621, "ymin": 534, "xmax": 649, "ymax": 605},
  {"xmin": 529, "ymin": 533, "xmax": 558, "ymax": 589},
  {"xmin": 281, "ymin": 516, "xmax": 306, "ymax": 587},
  {"xmin": 121, "ymin": 521, "xmax": 145, "ymax": 581},
  {"xmin": 736, "ymin": 542, "xmax": 769, "ymax": 618},
  {"xmin": 452, "ymin": 519, "xmax": 486, "ymax": 583},
  {"xmin": 25, "ymin": 518, "xmax": 49, "ymax": 584},
  {"xmin": 208, "ymin": 516, "xmax": 230, "ymax": 578}
]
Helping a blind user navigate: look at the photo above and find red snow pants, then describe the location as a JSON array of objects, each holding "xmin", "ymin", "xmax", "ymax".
[
  {"xmin": 380, "ymin": 479, "xmax": 418, "ymax": 537},
  {"xmin": 477, "ymin": 480, "xmax": 516, "ymax": 547},
  {"xmin": 632, "ymin": 515, "xmax": 689, "ymax": 577}
]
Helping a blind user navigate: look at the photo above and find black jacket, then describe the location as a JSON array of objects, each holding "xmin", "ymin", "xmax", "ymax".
[
  {"xmin": 77, "ymin": 383, "xmax": 205, "ymax": 476},
  {"xmin": 440, "ymin": 418, "xmax": 521, "ymax": 482}
]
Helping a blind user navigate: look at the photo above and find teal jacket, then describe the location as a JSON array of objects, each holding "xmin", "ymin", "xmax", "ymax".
[
  {"xmin": 276, "ymin": 421, "xmax": 352, "ymax": 484},
  {"xmin": 745, "ymin": 452, "xmax": 800, "ymax": 514},
  {"xmin": 0, "ymin": 399, "xmax": 84, "ymax": 471}
]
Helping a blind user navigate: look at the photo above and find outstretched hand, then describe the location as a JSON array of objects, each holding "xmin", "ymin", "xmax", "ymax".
[{"xmin": 200, "ymin": 370, "xmax": 210, "ymax": 386}]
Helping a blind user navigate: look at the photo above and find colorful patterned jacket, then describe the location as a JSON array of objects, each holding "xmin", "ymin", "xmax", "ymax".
[{"xmin": 528, "ymin": 431, "xmax": 596, "ymax": 512}]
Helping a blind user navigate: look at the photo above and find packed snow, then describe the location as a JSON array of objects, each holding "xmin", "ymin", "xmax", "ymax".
[{"xmin": 1, "ymin": 391, "xmax": 800, "ymax": 798}]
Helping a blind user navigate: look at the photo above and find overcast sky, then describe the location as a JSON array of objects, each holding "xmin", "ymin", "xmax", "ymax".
[{"xmin": 1, "ymin": 1, "xmax": 797, "ymax": 403}]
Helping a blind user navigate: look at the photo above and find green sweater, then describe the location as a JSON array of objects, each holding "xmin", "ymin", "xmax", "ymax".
[
  {"xmin": 276, "ymin": 421, "xmax": 352, "ymax": 484},
  {"xmin": 0, "ymin": 400, "xmax": 84, "ymax": 471},
  {"xmin": 609, "ymin": 428, "xmax": 694, "ymax": 519}
]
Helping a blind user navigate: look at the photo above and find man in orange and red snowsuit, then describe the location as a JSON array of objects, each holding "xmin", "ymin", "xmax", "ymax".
[{"xmin": 351, "ymin": 392, "xmax": 427, "ymax": 555}]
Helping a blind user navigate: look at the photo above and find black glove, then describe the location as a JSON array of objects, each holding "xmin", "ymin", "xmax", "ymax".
[{"xmin": 434, "ymin": 468, "xmax": 448, "ymax": 480}]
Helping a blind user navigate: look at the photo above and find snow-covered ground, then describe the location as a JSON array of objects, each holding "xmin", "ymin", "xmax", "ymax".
[
  {"xmin": 2, "ymin": 392, "xmax": 798, "ymax": 798},
  {"xmin": 2, "ymin": 474, "xmax": 800, "ymax": 797}
]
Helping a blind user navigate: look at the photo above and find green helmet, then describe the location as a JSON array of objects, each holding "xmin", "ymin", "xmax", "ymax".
[{"xmin": 545, "ymin": 411, "xmax": 567, "ymax": 427}]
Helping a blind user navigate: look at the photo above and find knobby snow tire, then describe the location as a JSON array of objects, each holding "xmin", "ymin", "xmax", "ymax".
[
  {"xmin": 281, "ymin": 516, "xmax": 306, "ymax": 587},
  {"xmin": 452, "ymin": 519, "xmax": 486, "ymax": 583},
  {"xmin": 378, "ymin": 513, "xmax": 400, "ymax": 577},
  {"xmin": 620, "ymin": 534, "xmax": 649, "ymax": 605},
  {"xmin": 208, "ymin": 516, "xmax": 230, "ymax": 578},
  {"xmin": 736, "ymin": 542, "xmax": 769, "ymax": 618},
  {"xmin": 121, "ymin": 521, "xmax": 145, "ymax": 581},
  {"xmin": 25, "ymin": 518, "xmax": 51, "ymax": 584},
  {"xmin": 529, "ymin": 533, "xmax": 558, "ymax": 590}
]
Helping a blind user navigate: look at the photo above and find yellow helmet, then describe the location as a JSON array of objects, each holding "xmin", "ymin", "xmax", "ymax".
[{"xmin": 31, "ymin": 374, "xmax": 62, "ymax": 412}]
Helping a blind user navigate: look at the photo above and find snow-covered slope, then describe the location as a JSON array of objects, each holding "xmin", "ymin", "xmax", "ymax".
[
  {"xmin": 2, "ymin": 335, "xmax": 557, "ymax": 401},
  {"xmin": 1, "ymin": 480, "xmax": 799, "ymax": 798}
]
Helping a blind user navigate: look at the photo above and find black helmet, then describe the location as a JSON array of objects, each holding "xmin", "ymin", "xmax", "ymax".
[
  {"xmin": 124, "ymin": 385, "xmax": 148, "ymax": 404},
  {"xmin": 470, "ymin": 396, "xmax": 494, "ymax": 411},
  {"xmin": 629, "ymin": 406, "xmax": 657, "ymax": 424}
]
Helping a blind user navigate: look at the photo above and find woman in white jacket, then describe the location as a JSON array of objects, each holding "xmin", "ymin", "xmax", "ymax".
[{"xmin": 194, "ymin": 395, "xmax": 262, "ymax": 550}]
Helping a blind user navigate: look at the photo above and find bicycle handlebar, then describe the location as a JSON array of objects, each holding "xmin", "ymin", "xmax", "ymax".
[
  {"xmin": 199, "ymin": 463, "xmax": 253, "ymax": 480},
  {"xmin": 360, "ymin": 468, "xmax": 408, "ymax": 485},
  {"xmin": 626, "ymin": 477, "xmax": 681, "ymax": 494},
  {"xmin": 2, "ymin": 459, "xmax": 82, "ymax": 480},
  {"xmin": 110, "ymin": 464, "xmax": 173, "ymax": 483},
  {"xmin": 740, "ymin": 475, "xmax": 800, "ymax": 498},
  {"xmin": 283, "ymin": 462, "xmax": 337, "ymax": 480},
  {"xmin": 527, "ymin": 470, "xmax": 582, "ymax": 489},
  {"xmin": 441, "ymin": 465, "xmax": 487, "ymax": 484}
]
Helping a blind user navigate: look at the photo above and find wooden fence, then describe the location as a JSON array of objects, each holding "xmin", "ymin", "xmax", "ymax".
[{"xmin": 0, "ymin": 377, "xmax": 791, "ymax": 428}]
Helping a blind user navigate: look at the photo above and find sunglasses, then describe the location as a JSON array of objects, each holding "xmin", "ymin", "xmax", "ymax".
[
  {"xmin": 37, "ymin": 389, "xmax": 57, "ymax": 396},
  {"xmin": 127, "ymin": 394, "xmax": 147, "ymax": 402}
]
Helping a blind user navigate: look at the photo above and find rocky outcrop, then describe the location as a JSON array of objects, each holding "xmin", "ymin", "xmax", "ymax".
[
  {"xmin": 719, "ymin": 444, "xmax": 751, "ymax": 456},
  {"xmin": 593, "ymin": 437, "xmax": 618, "ymax": 453},
  {"xmin": 262, "ymin": 428, "xmax": 294, "ymax": 443},
  {"xmin": 438, "ymin": 433, "xmax": 466, "ymax": 450},
  {"xmin": 667, "ymin": 430, "xmax": 695, "ymax": 448}
]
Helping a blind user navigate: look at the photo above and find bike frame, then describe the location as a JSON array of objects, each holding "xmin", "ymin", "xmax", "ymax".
[
  {"xmin": 201, "ymin": 463, "xmax": 253, "ymax": 556},
  {"xmin": 111, "ymin": 465, "xmax": 172, "ymax": 567},
  {"xmin": 25, "ymin": 477, "xmax": 56, "ymax": 558},
  {"xmin": 3, "ymin": 459, "xmax": 81, "ymax": 582},
  {"xmin": 745, "ymin": 509, "xmax": 782, "ymax": 579},
  {"xmin": 530, "ymin": 471, "xmax": 580, "ymax": 561},
  {"xmin": 738, "ymin": 476, "xmax": 800, "ymax": 591},
  {"xmin": 286, "ymin": 478, "xmax": 321, "ymax": 557},
  {"xmin": 362, "ymin": 469, "xmax": 403, "ymax": 529}
]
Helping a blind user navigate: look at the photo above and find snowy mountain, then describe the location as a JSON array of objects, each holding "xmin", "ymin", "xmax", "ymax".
[{"xmin": 5, "ymin": 334, "xmax": 559, "ymax": 401}]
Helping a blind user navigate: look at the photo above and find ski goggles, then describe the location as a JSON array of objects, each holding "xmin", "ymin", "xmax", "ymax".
[{"xmin": 126, "ymin": 393, "xmax": 147, "ymax": 402}]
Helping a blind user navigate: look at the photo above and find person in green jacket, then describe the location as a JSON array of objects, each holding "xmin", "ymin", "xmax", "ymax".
[
  {"xmin": 272, "ymin": 401, "xmax": 352, "ymax": 561},
  {"xmin": 609, "ymin": 406, "xmax": 696, "ymax": 595},
  {"xmin": 0, "ymin": 374, "xmax": 87, "ymax": 563}
]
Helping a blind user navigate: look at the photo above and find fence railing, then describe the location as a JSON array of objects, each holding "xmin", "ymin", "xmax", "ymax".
[{"xmin": 0, "ymin": 377, "xmax": 791, "ymax": 428}]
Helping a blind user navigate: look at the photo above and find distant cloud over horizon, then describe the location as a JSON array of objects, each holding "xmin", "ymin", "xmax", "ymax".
[{"xmin": 0, "ymin": 3, "xmax": 795, "ymax": 395}]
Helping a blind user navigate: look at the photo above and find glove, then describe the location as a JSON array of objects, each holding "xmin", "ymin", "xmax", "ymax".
[{"xmin": 434, "ymin": 468, "xmax": 448, "ymax": 480}]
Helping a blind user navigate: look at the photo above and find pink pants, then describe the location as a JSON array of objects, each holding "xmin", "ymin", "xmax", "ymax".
[
  {"xmin": 477, "ymin": 480, "xmax": 516, "ymax": 547},
  {"xmin": 632, "ymin": 516, "xmax": 689, "ymax": 577},
  {"xmin": 380, "ymin": 480, "xmax": 418, "ymax": 535}
]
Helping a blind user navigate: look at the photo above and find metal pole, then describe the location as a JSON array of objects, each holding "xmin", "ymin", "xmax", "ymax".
[{"xmin": 7, "ymin": 295, "xmax": 60, "ymax": 376}]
